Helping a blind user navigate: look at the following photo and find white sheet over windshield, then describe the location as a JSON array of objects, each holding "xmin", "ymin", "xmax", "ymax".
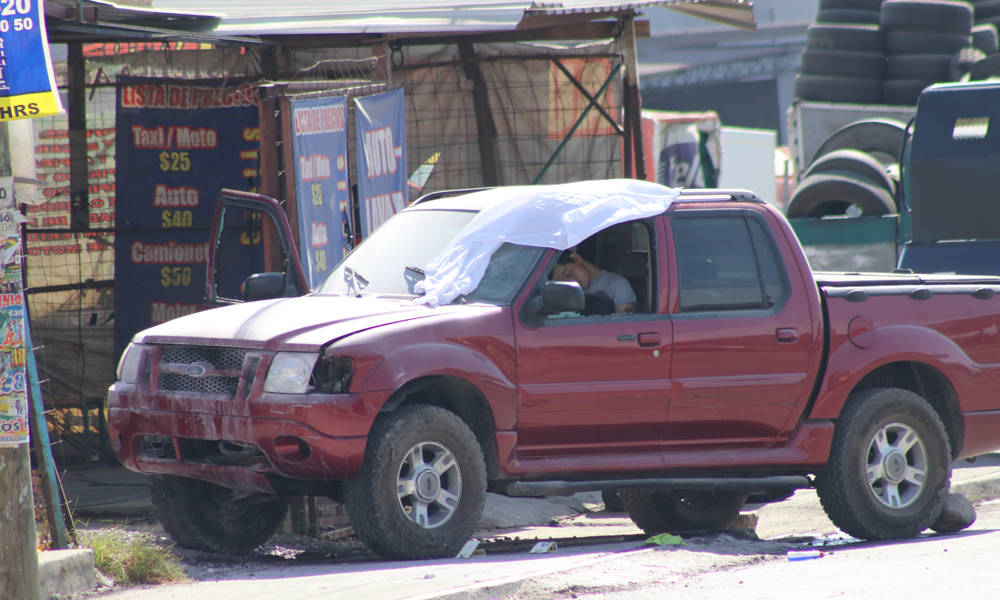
[{"xmin": 414, "ymin": 179, "xmax": 681, "ymax": 307}]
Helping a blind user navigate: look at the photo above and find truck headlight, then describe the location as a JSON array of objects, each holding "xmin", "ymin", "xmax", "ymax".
[
  {"xmin": 264, "ymin": 352, "xmax": 319, "ymax": 394},
  {"xmin": 314, "ymin": 356, "xmax": 355, "ymax": 394},
  {"xmin": 117, "ymin": 343, "xmax": 145, "ymax": 384}
]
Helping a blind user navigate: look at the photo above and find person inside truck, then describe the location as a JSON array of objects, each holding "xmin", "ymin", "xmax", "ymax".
[{"xmin": 551, "ymin": 250, "xmax": 637, "ymax": 315}]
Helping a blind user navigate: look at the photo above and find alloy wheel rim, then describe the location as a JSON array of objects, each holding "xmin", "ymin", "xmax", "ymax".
[
  {"xmin": 396, "ymin": 440, "xmax": 462, "ymax": 529},
  {"xmin": 865, "ymin": 421, "xmax": 927, "ymax": 509}
]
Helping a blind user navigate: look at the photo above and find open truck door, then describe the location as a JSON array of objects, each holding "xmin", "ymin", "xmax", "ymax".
[{"xmin": 204, "ymin": 189, "xmax": 309, "ymax": 306}]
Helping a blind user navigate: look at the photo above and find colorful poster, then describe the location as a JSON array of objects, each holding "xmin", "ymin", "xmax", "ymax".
[
  {"xmin": 291, "ymin": 96, "xmax": 348, "ymax": 289},
  {"xmin": 355, "ymin": 88, "xmax": 407, "ymax": 237},
  {"xmin": 0, "ymin": 188, "xmax": 28, "ymax": 446},
  {"xmin": 0, "ymin": 0, "xmax": 62, "ymax": 121},
  {"xmin": 114, "ymin": 78, "xmax": 261, "ymax": 360}
]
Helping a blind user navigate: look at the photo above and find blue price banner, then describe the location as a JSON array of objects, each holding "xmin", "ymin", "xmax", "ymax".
[
  {"xmin": 0, "ymin": 0, "xmax": 62, "ymax": 121},
  {"xmin": 114, "ymin": 78, "xmax": 261, "ymax": 360},
  {"xmin": 355, "ymin": 88, "xmax": 407, "ymax": 237},
  {"xmin": 291, "ymin": 96, "xmax": 348, "ymax": 288}
]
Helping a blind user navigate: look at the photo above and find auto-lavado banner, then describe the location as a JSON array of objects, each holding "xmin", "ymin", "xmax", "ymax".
[
  {"xmin": 355, "ymin": 88, "xmax": 407, "ymax": 237},
  {"xmin": 0, "ymin": 0, "xmax": 62, "ymax": 121},
  {"xmin": 114, "ymin": 77, "xmax": 261, "ymax": 360},
  {"xmin": 291, "ymin": 96, "xmax": 348, "ymax": 288}
]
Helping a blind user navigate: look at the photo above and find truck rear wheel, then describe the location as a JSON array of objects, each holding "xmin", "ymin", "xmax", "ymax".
[
  {"xmin": 344, "ymin": 405, "xmax": 487, "ymax": 560},
  {"xmin": 619, "ymin": 489, "xmax": 746, "ymax": 533},
  {"xmin": 816, "ymin": 388, "xmax": 951, "ymax": 540},
  {"xmin": 150, "ymin": 475, "xmax": 290, "ymax": 554}
]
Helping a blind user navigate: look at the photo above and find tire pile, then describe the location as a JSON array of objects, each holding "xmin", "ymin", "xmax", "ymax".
[
  {"xmin": 788, "ymin": 1, "xmax": 994, "ymax": 219},
  {"xmin": 882, "ymin": 0, "xmax": 975, "ymax": 104},
  {"xmin": 786, "ymin": 120, "xmax": 903, "ymax": 218},
  {"xmin": 797, "ymin": 0, "xmax": 886, "ymax": 104},
  {"xmin": 795, "ymin": 0, "xmax": 995, "ymax": 106}
]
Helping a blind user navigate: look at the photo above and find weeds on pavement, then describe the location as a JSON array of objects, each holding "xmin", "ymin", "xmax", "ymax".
[{"xmin": 79, "ymin": 527, "xmax": 189, "ymax": 586}]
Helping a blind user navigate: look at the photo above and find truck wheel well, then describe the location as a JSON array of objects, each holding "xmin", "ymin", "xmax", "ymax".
[
  {"xmin": 851, "ymin": 361, "xmax": 963, "ymax": 458},
  {"xmin": 380, "ymin": 376, "xmax": 499, "ymax": 481}
]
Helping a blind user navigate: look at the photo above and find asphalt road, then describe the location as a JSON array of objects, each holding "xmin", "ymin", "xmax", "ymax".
[
  {"xmin": 91, "ymin": 486, "xmax": 999, "ymax": 600},
  {"xmin": 519, "ymin": 499, "xmax": 1000, "ymax": 600}
]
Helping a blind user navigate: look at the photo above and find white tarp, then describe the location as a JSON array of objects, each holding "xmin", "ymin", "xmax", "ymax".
[{"xmin": 414, "ymin": 178, "xmax": 680, "ymax": 306}]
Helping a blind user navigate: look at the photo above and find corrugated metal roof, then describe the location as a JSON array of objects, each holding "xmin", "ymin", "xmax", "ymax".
[{"xmin": 150, "ymin": 0, "xmax": 755, "ymax": 35}]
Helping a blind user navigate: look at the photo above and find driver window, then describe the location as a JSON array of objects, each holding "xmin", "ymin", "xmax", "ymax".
[{"xmin": 547, "ymin": 220, "xmax": 654, "ymax": 317}]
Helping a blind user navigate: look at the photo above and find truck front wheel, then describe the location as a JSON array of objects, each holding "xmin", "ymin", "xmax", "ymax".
[
  {"xmin": 816, "ymin": 388, "xmax": 951, "ymax": 540},
  {"xmin": 344, "ymin": 405, "xmax": 487, "ymax": 560},
  {"xmin": 619, "ymin": 489, "xmax": 746, "ymax": 533},
  {"xmin": 150, "ymin": 475, "xmax": 290, "ymax": 554}
]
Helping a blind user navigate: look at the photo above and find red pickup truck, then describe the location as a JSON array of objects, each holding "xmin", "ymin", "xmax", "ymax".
[{"xmin": 108, "ymin": 183, "xmax": 1000, "ymax": 560}]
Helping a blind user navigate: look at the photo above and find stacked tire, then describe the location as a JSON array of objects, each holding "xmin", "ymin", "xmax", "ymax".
[
  {"xmin": 796, "ymin": 2, "xmax": 886, "ymax": 104},
  {"xmin": 816, "ymin": 0, "xmax": 884, "ymax": 25},
  {"xmin": 969, "ymin": 1, "xmax": 1000, "ymax": 77},
  {"xmin": 881, "ymin": 0, "xmax": 975, "ymax": 105},
  {"xmin": 786, "ymin": 120, "xmax": 904, "ymax": 218}
]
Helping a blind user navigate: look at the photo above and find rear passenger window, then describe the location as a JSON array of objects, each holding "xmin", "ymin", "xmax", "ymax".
[{"xmin": 672, "ymin": 214, "xmax": 787, "ymax": 312}]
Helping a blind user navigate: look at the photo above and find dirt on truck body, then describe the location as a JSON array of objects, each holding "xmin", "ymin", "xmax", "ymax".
[{"xmin": 109, "ymin": 180, "xmax": 1000, "ymax": 559}]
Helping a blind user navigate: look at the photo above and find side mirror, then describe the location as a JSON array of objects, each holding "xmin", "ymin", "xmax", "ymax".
[
  {"xmin": 242, "ymin": 272, "xmax": 286, "ymax": 302},
  {"xmin": 541, "ymin": 281, "xmax": 585, "ymax": 313}
]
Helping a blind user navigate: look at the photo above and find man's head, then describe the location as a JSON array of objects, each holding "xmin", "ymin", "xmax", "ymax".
[{"xmin": 552, "ymin": 250, "xmax": 596, "ymax": 290}]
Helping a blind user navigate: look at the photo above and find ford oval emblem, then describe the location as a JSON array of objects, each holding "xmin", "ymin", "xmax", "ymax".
[{"xmin": 185, "ymin": 365, "xmax": 207, "ymax": 378}]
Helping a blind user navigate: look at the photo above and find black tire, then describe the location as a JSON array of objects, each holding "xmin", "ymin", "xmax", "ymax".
[
  {"xmin": 820, "ymin": 0, "xmax": 884, "ymax": 9},
  {"xmin": 149, "ymin": 475, "xmax": 290, "ymax": 554},
  {"xmin": 620, "ymin": 490, "xmax": 746, "ymax": 533},
  {"xmin": 803, "ymin": 149, "xmax": 896, "ymax": 195},
  {"xmin": 970, "ymin": 52, "xmax": 1000, "ymax": 78},
  {"xmin": 602, "ymin": 490, "xmax": 626, "ymax": 512},
  {"xmin": 816, "ymin": 388, "xmax": 951, "ymax": 540},
  {"xmin": 343, "ymin": 405, "xmax": 487, "ymax": 560},
  {"xmin": 801, "ymin": 49, "xmax": 886, "ymax": 79},
  {"xmin": 881, "ymin": 1, "xmax": 974, "ymax": 34},
  {"xmin": 793, "ymin": 74, "xmax": 883, "ymax": 104},
  {"xmin": 950, "ymin": 46, "xmax": 988, "ymax": 79},
  {"xmin": 884, "ymin": 30, "xmax": 972, "ymax": 55},
  {"xmin": 883, "ymin": 78, "xmax": 936, "ymax": 104},
  {"xmin": 817, "ymin": 8, "xmax": 882, "ymax": 24},
  {"xmin": 812, "ymin": 119, "xmax": 907, "ymax": 166},
  {"xmin": 972, "ymin": 23, "xmax": 999, "ymax": 54},
  {"xmin": 977, "ymin": 14, "xmax": 1000, "ymax": 29},
  {"xmin": 886, "ymin": 53, "xmax": 953, "ymax": 80},
  {"xmin": 974, "ymin": 0, "xmax": 1000, "ymax": 19},
  {"xmin": 807, "ymin": 24, "xmax": 883, "ymax": 52},
  {"xmin": 786, "ymin": 173, "xmax": 897, "ymax": 218}
]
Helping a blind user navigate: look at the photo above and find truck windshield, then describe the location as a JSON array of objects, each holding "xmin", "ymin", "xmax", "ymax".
[{"xmin": 316, "ymin": 209, "xmax": 543, "ymax": 304}]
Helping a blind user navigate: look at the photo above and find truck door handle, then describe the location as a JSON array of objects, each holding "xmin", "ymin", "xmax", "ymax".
[
  {"xmin": 638, "ymin": 332, "xmax": 660, "ymax": 347},
  {"xmin": 776, "ymin": 328, "xmax": 798, "ymax": 343}
]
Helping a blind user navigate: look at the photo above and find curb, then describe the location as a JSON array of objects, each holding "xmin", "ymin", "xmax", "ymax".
[
  {"xmin": 952, "ymin": 472, "xmax": 1000, "ymax": 504},
  {"xmin": 38, "ymin": 548, "xmax": 96, "ymax": 600}
]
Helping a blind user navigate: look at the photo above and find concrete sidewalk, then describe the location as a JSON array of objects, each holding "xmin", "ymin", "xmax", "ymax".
[{"xmin": 43, "ymin": 453, "xmax": 1000, "ymax": 599}]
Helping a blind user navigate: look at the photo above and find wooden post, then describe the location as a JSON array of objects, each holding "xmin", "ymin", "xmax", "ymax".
[
  {"xmin": 0, "ymin": 121, "xmax": 42, "ymax": 600},
  {"xmin": 257, "ymin": 85, "xmax": 287, "ymax": 274},
  {"xmin": 458, "ymin": 41, "xmax": 500, "ymax": 187},
  {"xmin": 620, "ymin": 14, "xmax": 646, "ymax": 181}
]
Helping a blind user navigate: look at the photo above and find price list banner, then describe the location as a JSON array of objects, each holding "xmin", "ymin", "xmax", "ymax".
[
  {"xmin": 114, "ymin": 78, "xmax": 261, "ymax": 360},
  {"xmin": 291, "ymin": 96, "xmax": 348, "ymax": 289},
  {"xmin": 0, "ymin": 0, "xmax": 62, "ymax": 121},
  {"xmin": 355, "ymin": 88, "xmax": 407, "ymax": 237}
]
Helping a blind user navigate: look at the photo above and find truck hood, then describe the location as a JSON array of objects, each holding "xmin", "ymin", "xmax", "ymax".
[{"xmin": 135, "ymin": 295, "xmax": 481, "ymax": 350}]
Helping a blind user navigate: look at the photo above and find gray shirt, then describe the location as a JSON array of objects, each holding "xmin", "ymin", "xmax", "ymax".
[{"xmin": 587, "ymin": 270, "xmax": 636, "ymax": 310}]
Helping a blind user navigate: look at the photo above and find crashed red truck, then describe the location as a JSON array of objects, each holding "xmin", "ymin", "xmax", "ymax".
[{"xmin": 108, "ymin": 180, "xmax": 1000, "ymax": 560}]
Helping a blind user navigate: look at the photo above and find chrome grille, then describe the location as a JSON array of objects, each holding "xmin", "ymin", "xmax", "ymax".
[
  {"xmin": 162, "ymin": 346, "xmax": 246, "ymax": 369},
  {"xmin": 160, "ymin": 373, "xmax": 240, "ymax": 395}
]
